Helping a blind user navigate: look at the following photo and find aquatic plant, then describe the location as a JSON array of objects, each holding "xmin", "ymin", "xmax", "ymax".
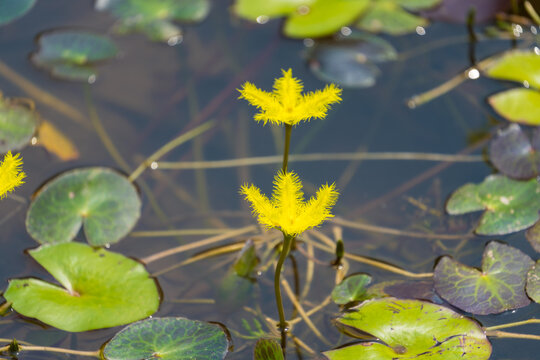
[{"xmin": 0, "ymin": 151, "xmax": 25, "ymax": 199}]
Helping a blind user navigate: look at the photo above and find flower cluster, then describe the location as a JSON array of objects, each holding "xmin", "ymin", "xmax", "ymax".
[{"xmin": 0, "ymin": 152, "xmax": 25, "ymax": 199}]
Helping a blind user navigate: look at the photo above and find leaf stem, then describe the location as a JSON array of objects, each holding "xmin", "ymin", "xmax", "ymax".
[
  {"xmin": 484, "ymin": 319, "xmax": 540, "ymax": 331},
  {"xmin": 282, "ymin": 124, "xmax": 292, "ymax": 173},
  {"xmin": 0, "ymin": 344, "xmax": 100, "ymax": 358},
  {"xmin": 485, "ymin": 330, "xmax": 540, "ymax": 341},
  {"xmin": 274, "ymin": 233, "xmax": 294, "ymax": 351}
]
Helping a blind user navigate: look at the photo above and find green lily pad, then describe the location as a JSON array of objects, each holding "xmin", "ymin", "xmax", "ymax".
[
  {"xmin": 284, "ymin": 0, "xmax": 370, "ymax": 38},
  {"xmin": 31, "ymin": 30, "xmax": 118, "ymax": 82},
  {"xmin": 96, "ymin": 0, "xmax": 210, "ymax": 43},
  {"xmin": 446, "ymin": 174, "xmax": 540, "ymax": 235},
  {"xmin": 434, "ymin": 241, "xmax": 533, "ymax": 315},
  {"xmin": 233, "ymin": 0, "xmax": 313, "ymax": 21},
  {"xmin": 488, "ymin": 88, "xmax": 540, "ymax": 126},
  {"xmin": 525, "ymin": 221, "xmax": 540, "ymax": 253},
  {"xmin": 486, "ymin": 50, "xmax": 540, "ymax": 89},
  {"xmin": 325, "ymin": 298, "xmax": 491, "ymax": 360},
  {"xmin": 0, "ymin": 0, "xmax": 36, "ymax": 26},
  {"xmin": 103, "ymin": 317, "xmax": 229, "ymax": 360},
  {"xmin": 331, "ymin": 273, "xmax": 372, "ymax": 305},
  {"xmin": 489, "ymin": 124, "xmax": 540, "ymax": 180},
  {"xmin": 0, "ymin": 95, "xmax": 38, "ymax": 152},
  {"xmin": 254, "ymin": 338, "xmax": 284, "ymax": 360},
  {"xmin": 26, "ymin": 167, "xmax": 141, "ymax": 246},
  {"xmin": 526, "ymin": 260, "xmax": 539, "ymax": 303},
  {"xmin": 4, "ymin": 242, "xmax": 159, "ymax": 332},
  {"xmin": 356, "ymin": 0, "xmax": 440, "ymax": 35}
]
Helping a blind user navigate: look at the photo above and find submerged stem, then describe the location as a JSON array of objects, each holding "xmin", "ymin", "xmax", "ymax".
[{"xmin": 274, "ymin": 233, "xmax": 295, "ymax": 351}]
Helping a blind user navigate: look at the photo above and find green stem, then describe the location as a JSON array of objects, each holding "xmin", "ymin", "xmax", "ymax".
[
  {"xmin": 282, "ymin": 124, "xmax": 292, "ymax": 173},
  {"xmin": 274, "ymin": 233, "xmax": 294, "ymax": 351}
]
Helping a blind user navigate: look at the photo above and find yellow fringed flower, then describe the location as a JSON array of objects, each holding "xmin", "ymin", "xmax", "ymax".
[
  {"xmin": 238, "ymin": 68, "xmax": 342, "ymax": 126},
  {"xmin": 241, "ymin": 171, "xmax": 338, "ymax": 236},
  {"xmin": 0, "ymin": 152, "xmax": 26, "ymax": 199}
]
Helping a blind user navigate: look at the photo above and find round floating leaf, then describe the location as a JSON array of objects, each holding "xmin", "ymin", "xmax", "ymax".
[
  {"xmin": 367, "ymin": 279, "xmax": 442, "ymax": 303},
  {"xmin": 421, "ymin": 0, "xmax": 510, "ymax": 23},
  {"xmin": 97, "ymin": 0, "xmax": 210, "ymax": 42},
  {"xmin": 331, "ymin": 273, "xmax": 372, "ymax": 305},
  {"xmin": 103, "ymin": 317, "xmax": 229, "ymax": 360},
  {"xmin": 0, "ymin": 96, "xmax": 38, "ymax": 152},
  {"xmin": 31, "ymin": 30, "xmax": 118, "ymax": 82},
  {"xmin": 233, "ymin": 0, "xmax": 312, "ymax": 21},
  {"xmin": 26, "ymin": 167, "xmax": 141, "ymax": 246},
  {"xmin": 4, "ymin": 242, "xmax": 160, "ymax": 332},
  {"xmin": 446, "ymin": 174, "xmax": 540, "ymax": 235},
  {"xmin": 526, "ymin": 260, "xmax": 539, "ymax": 303},
  {"xmin": 486, "ymin": 50, "xmax": 540, "ymax": 89},
  {"xmin": 488, "ymin": 88, "xmax": 540, "ymax": 126},
  {"xmin": 325, "ymin": 297, "xmax": 491, "ymax": 360},
  {"xmin": 489, "ymin": 124, "xmax": 540, "ymax": 179},
  {"xmin": 254, "ymin": 338, "xmax": 284, "ymax": 360},
  {"xmin": 434, "ymin": 241, "xmax": 533, "ymax": 315},
  {"xmin": 284, "ymin": 0, "xmax": 369, "ymax": 38},
  {"xmin": 0, "ymin": 0, "xmax": 36, "ymax": 25},
  {"xmin": 525, "ymin": 221, "xmax": 540, "ymax": 253}
]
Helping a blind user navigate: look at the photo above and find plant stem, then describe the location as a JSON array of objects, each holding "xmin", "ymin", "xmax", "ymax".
[
  {"xmin": 485, "ymin": 330, "xmax": 540, "ymax": 341},
  {"xmin": 282, "ymin": 124, "xmax": 292, "ymax": 173},
  {"xmin": 0, "ymin": 344, "xmax": 100, "ymax": 358},
  {"xmin": 484, "ymin": 319, "xmax": 540, "ymax": 331},
  {"xmin": 274, "ymin": 233, "xmax": 294, "ymax": 351}
]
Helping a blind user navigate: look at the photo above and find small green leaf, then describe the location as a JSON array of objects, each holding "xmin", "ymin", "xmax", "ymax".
[
  {"xmin": 0, "ymin": 0, "xmax": 36, "ymax": 26},
  {"xmin": 284, "ymin": 0, "xmax": 370, "ymax": 38},
  {"xmin": 31, "ymin": 30, "xmax": 117, "ymax": 82},
  {"xmin": 434, "ymin": 241, "xmax": 533, "ymax": 315},
  {"xmin": 331, "ymin": 273, "xmax": 372, "ymax": 305},
  {"xmin": 254, "ymin": 338, "xmax": 284, "ymax": 360},
  {"xmin": 0, "ymin": 96, "xmax": 38, "ymax": 152},
  {"xmin": 4, "ymin": 242, "xmax": 160, "ymax": 332},
  {"xmin": 26, "ymin": 167, "xmax": 141, "ymax": 246},
  {"xmin": 233, "ymin": 0, "xmax": 313, "ymax": 21},
  {"xmin": 486, "ymin": 50, "xmax": 540, "ymax": 89},
  {"xmin": 325, "ymin": 298, "xmax": 491, "ymax": 360},
  {"xmin": 233, "ymin": 240, "xmax": 259, "ymax": 278},
  {"xmin": 103, "ymin": 317, "xmax": 229, "ymax": 360},
  {"xmin": 356, "ymin": 0, "xmax": 428, "ymax": 35},
  {"xmin": 488, "ymin": 88, "xmax": 540, "ymax": 126},
  {"xmin": 526, "ymin": 260, "xmax": 539, "ymax": 303},
  {"xmin": 446, "ymin": 174, "xmax": 540, "ymax": 235}
]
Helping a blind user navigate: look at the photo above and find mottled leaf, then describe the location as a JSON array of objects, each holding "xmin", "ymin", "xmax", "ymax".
[
  {"xmin": 103, "ymin": 317, "xmax": 229, "ymax": 360},
  {"xmin": 446, "ymin": 174, "xmax": 540, "ymax": 235},
  {"xmin": 486, "ymin": 50, "xmax": 540, "ymax": 89},
  {"xmin": 434, "ymin": 241, "xmax": 534, "ymax": 315},
  {"xmin": 331, "ymin": 273, "xmax": 372, "ymax": 305},
  {"xmin": 488, "ymin": 88, "xmax": 540, "ymax": 126},
  {"xmin": 489, "ymin": 124, "xmax": 540, "ymax": 179},
  {"xmin": 367, "ymin": 279, "xmax": 442, "ymax": 303},
  {"xmin": 4, "ymin": 243, "xmax": 159, "ymax": 332},
  {"xmin": 525, "ymin": 221, "xmax": 540, "ymax": 253},
  {"xmin": 26, "ymin": 167, "xmax": 141, "ymax": 246},
  {"xmin": 526, "ymin": 260, "xmax": 539, "ymax": 303},
  {"xmin": 325, "ymin": 298, "xmax": 491, "ymax": 360},
  {"xmin": 31, "ymin": 30, "xmax": 117, "ymax": 82},
  {"xmin": 0, "ymin": 0, "xmax": 36, "ymax": 25},
  {"xmin": 0, "ymin": 95, "xmax": 38, "ymax": 152},
  {"xmin": 254, "ymin": 338, "xmax": 284, "ymax": 360}
]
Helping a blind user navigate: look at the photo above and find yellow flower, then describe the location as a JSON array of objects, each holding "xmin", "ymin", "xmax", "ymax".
[
  {"xmin": 238, "ymin": 68, "xmax": 342, "ymax": 126},
  {"xmin": 241, "ymin": 171, "xmax": 338, "ymax": 236},
  {"xmin": 0, "ymin": 152, "xmax": 26, "ymax": 199}
]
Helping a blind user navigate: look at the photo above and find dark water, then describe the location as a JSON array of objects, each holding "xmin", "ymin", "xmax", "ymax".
[{"xmin": 0, "ymin": 1, "xmax": 538, "ymax": 359}]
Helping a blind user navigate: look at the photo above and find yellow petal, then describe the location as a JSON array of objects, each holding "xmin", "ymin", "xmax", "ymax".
[
  {"xmin": 273, "ymin": 69, "xmax": 303, "ymax": 110},
  {"xmin": 271, "ymin": 171, "xmax": 304, "ymax": 228},
  {"xmin": 240, "ymin": 183, "xmax": 276, "ymax": 228},
  {"xmin": 296, "ymin": 183, "xmax": 339, "ymax": 230},
  {"xmin": 238, "ymin": 82, "xmax": 282, "ymax": 125},
  {"xmin": 297, "ymin": 84, "xmax": 342, "ymax": 120},
  {"xmin": 0, "ymin": 151, "xmax": 26, "ymax": 198}
]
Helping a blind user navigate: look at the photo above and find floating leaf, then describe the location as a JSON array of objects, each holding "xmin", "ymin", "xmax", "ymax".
[
  {"xmin": 26, "ymin": 167, "xmax": 141, "ymax": 246},
  {"xmin": 0, "ymin": 0, "xmax": 36, "ymax": 26},
  {"xmin": 103, "ymin": 317, "xmax": 229, "ymax": 360},
  {"xmin": 37, "ymin": 120, "xmax": 79, "ymax": 161},
  {"xmin": 4, "ymin": 242, "xmax": 159, "ymax": 332},
  {"xmin": 489, "ymin": 124, "xmax": 540, "ymax": 179},
  {"xmin": 325, "ymin": 297, "xmax": 491, "ymax": 360},
  {"xmin": 486, "ymin": 50, "xmax": 540, "ymax": 89},
  {"xmin": 525, "ymin": 221, "xmax": 540, "ymax": 253},
  {"xmin": 422, "ymin": 0, "xmax": 510, "ymax": 23},
  {"xmin": 233, "ymin": 0, "xmax": 314, "ymax": 21},
  {"xmin": 446, "ymin": 174, "xmax": 540, "ymax": 235},
  {"xmin": 356, "ymin": 0, "xmax": 440, "ymax": 35},
  {"xmin": 232, "ymin": 239, "xmax": 259, "ymax": 278},
  {"xmin": 488, "ymin": 88, "xmax": 540, "ymax": 126},
  {"xmin": 434, "ymin": 241, "xmax": 533, "ymax": 315},
  {"xmin": 331, "ymin": 273, "xmax": 372, "ymax": 305},
  {"xmin": 254, "ymin": 338, "xmax": 284, "ymax": 360},
  {"xmin": 31, "ymin": 30, "xmax": 118, "ymax": 82},
  {"xmin": 308, "ymin": 33, "xmax": 397, "ymax": 88},
  {"xmin": 96, "ymin": 0, "xmax": 210, "ymax": 43},
  {"xmin": 0, "ymin": 95, "xmax": 38, "ymax": 152},
  {"xmin": 367, "ymin": 279, "xmax": 442, "ymax": 303},
  {"xmin": 526, "ymin": 260, "xmax": 539, "ymax": 303},
  {"xmin": 283, "ymin": 0, "xmax": 369, "ymax": 38}
]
